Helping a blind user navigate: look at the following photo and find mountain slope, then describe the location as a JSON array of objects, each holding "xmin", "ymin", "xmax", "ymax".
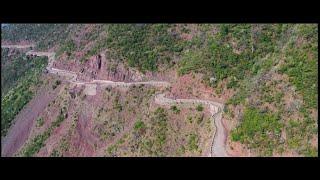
[{"xmin": 1, "ymin": 24, "xmax": 318, "ymax": 157}]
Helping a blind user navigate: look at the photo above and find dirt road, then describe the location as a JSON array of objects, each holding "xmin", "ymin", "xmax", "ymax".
[
  {"xmin": 154, "ymin": 93, "xmax": 229, "ymax": 157},
  {"xmin": 2, "ymin": 44, "xmax": 35, "ymax": 49},
  {"xmin": 1, "ymin": 45, "xmax": 228, "ymax": 157},
  {"xmin": 26, "ymin": 51, "xmax": 171, "ymax": 87}
]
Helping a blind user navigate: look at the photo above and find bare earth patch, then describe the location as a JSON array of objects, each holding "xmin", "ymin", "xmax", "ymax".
[
  {"xmin": 1, "ymin": 78, "xmax": 61, "ymax": 157},
  {"xmin": 84, "ymin": 84, "xmax": 97, "ymax": 96}
]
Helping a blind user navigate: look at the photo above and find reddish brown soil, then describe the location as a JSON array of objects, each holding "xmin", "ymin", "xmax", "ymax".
[
  {"xmin": 311, "ymin": 135, "xmax": 318, "ymax": 148},
  {"xmin": 88, "ymin": 87, "xmax": 138, "ymax": 156},
  {"xmin": 1, "ymin": 84, "xmax": 61, "ymax": 157},
  {"xmin": 69, "ymin": 110, "xmax": 97, "ymax": 156},
  {"xmin": 53, "ymin": 51, "xmax": 146, "ymax": 83},
  {"xmin": 226, "ymin": 140, "xmax": 251, "ymax": 157},
  {"xmin": 36, "ymin": 86, "xmax": 78, "ymax": 156},
  {"xmin": 168, "ymin": 74, "xmax": 214, "ymax": 99}
]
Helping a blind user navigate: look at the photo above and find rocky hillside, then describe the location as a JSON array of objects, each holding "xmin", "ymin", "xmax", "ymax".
[{"xmin": 1, "ymin": 24, "xmax": 318, "ymax": 157}]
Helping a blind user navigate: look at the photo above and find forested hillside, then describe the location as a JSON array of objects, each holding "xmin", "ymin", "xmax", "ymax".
[
  {"xmin": 1, "ymin": 48, "xmax": 48, "ymax": 136},
  {"xmin": 1, "ymin": 24, "xmax": 317, "ymax": 157}
]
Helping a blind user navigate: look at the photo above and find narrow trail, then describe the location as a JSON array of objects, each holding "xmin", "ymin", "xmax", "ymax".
[
  {"xmin": 155, "ymin": 94, "xmax": 229, "ymax": 157},
  {"xmin": 1, "ymin": 45, "xmax": 229, "ymax": 157},
  {"xmin": 2, "ymin": 44, "xmax": 35, "ymax": 49}
]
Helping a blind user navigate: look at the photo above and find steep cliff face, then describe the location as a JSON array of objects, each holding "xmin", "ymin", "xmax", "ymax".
[
  {"xmin": 53, "ymin": 51, "xmax": 146, "ymax": 82},
  {"xmin": 94, "ymin": 53, "xmax": 143, "ymax": 82}
]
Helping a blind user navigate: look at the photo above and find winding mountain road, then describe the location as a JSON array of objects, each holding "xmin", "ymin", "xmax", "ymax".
[
  {"xmin": 1, "ymin": 45, "xmax": 229, "ymax": 157},
  {"xmin": 2, "ymin": 44, "xmax": 35, "ymax": 49},
  {"xmin": 155, "ymin": 94, "xmax": 228, "ymax": 157}
]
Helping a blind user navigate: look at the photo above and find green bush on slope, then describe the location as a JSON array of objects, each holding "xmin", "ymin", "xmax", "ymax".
[
  {"xmin": 231, "ymin": 107, "xmax": 283, "ymax": 156},
  {"xmin": 1, "ymin": 56, "xmax": 48, "ymax": 136}
]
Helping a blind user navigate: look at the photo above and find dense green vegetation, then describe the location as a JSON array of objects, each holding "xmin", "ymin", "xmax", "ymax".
[
  {"xmin": 178, "ymin": 24, "xmax": 317, "ymax": 109},
  {"xmin": 2, "ymin": 24, "xmax": 69, "ymax": 50},
  {"xmin": 2, "ymin": 24, "xmax": 58, "ymax": 43},
  {"xmin": 1, "ymin": 53, "xmax": 48, "ymax": 136},
  {"xmin": 227, "ymin": 24, "xmax": 318, "ymax": 156},
  {"xmin": 188, "ymin": 133, "xmax": 199, "ymax": 152},
  {"xmin": 104, "ymin": 24, "xmax": 184, "ymax": 72},
  {"xmin": 178, "ymin": 50, "xmax": 211, "ymax": 76},
  {"xmin": 278, "ymin": 25, "xmax": 318, "ymax": 109},
  {"xmin": 1, "ymin": 48, "xmax": 45, "ymax": 97},
  {"xmin": 176, "ymin": 24, "xmax": 317, "ymax": 156},
  {"xmin": 178, "ymin": 25, "xmax": 290, "ymax": 86},
  {"xmin": 196, "ymin": 104, "xmax": 204, "ymax": 111},
  {"xmin": 56, "ymin": 39, "xmax": 76, "ymax": 57},
  {"xmin": 231, "ymin": 107, "xmax": 283, "ymax": 156}
]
